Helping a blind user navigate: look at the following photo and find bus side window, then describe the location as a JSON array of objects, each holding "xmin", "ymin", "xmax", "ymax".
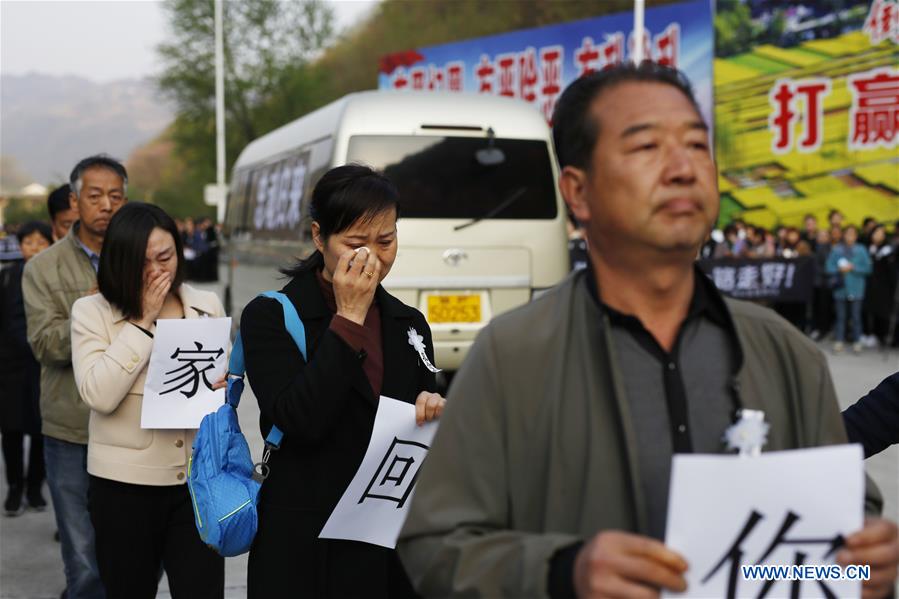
[
  {"xmin": 229, "ymin": 170, "xmax": 248, "ymax": 235},
  {"xmin": 238, "ymin": 170, "xmax": 253, "ymax": 235},
  {"xmin": 297, "ymin": 136, "xmax": 335, "ymax": 241}
]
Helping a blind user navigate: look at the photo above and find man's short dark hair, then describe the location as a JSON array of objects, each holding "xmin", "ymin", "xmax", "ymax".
[
  {"xmin": 551, "ymin": 61, "xmax": 701, "ymax": 170},
  {"xmin": 98, "ymin": 202, "xmax": 185, "ymax": 320},
  {"xmin": 70, "ymin": 154, "xmax": 128, "ymax": 198},
  {"xmin": 16, "ymin": 221, "xmax": 53, "ymax": 245},
  {"xmin": 47, "ymin": 184, "xmax": 72, "ymax": 220}
]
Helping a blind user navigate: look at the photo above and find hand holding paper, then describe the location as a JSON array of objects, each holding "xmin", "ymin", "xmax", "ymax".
[
  {"xmin": 573, "ymin": 531, "xmax": 688, "ymax": 598},
  {"xmin": 414, "ymin": 391, "xmax": 445, "ymax": 426},
  {"xmin": 211, "ymin": 374, "xmax": 228, "ymax": 391},
  {"xmin": 837, "ymin": 518, "xmax": 899, "ymax": 599}
]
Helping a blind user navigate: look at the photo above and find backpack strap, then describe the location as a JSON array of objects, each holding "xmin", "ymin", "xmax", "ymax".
[
  {"xmin": 225, "ymin": 330, "xmax": 247, "ymax": 408},
  {"xmin": 227, "ymin": 290, "xmax": 308, "ymax": 452},
  {"xmin": 258, "ymin": 291, "xmax": 307, "ymax": 361}
]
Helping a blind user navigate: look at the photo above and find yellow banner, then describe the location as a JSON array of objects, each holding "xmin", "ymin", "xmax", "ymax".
[{"xmin": 714, "ymin": 0, "xmax": 898, "ymax": 229}]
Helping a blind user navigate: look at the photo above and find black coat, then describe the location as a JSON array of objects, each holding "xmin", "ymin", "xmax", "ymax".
[
  {"xmin": 240, "ymin": 268, "xmax": 437, "ymax": 598},
  {"xmin": 843, "ymin": 371, "xmax": 899, "ymax": 458},
  {"xmin": 864, "ymin": 246, "xmax": 898, "ymax": 321},
  {"xmin": 0, "ymin": 261, "xmax": 41, "ymax": 434}
]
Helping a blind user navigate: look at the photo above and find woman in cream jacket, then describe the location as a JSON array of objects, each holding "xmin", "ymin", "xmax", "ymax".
[{"xmin": 71, "ymin": 203, "xmax": 224, "ymax": 599}]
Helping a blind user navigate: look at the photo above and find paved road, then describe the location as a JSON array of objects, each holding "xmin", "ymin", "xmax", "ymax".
[{"xmin": 1, "ymin": 277, "xmax": 896, "ymax": 598}]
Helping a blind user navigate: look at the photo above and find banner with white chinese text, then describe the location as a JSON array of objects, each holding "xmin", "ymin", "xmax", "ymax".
[
  {"xmin": 698, "ymin": 257, "xmax": 815, "ymax": 303},
  {"xmin": 377, "ymin": 0, "xmax": 714, "ymax": 126}
]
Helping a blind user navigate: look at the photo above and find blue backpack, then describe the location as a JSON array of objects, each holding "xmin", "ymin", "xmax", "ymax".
[{"xmin": 187, "ymin": 291, "xmax": 306, "ymax": 557}]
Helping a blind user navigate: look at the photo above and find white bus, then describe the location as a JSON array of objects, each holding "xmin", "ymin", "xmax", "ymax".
[{"xmin": 224, "ymin": 90, "xmax": 569, "ymax": 370}]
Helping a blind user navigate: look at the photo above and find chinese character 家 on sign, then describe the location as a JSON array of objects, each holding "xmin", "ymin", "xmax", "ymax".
[{"xmin": 141, "ymin": 317, "xmax": 231, "ymax": 429}]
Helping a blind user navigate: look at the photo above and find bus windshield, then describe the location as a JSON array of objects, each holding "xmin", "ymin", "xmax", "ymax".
[{"xmin": 346, "ymin": 135, "xmax": 557, "ymax": 220}]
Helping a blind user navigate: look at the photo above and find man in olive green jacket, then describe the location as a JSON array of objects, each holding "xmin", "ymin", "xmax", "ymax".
[
  {"xmin": 398, "ymin": 65, "xmax": 898, "ymax": 598},
  {"xmin": 23, "ymin": 224, "xmax": 95, "ymax": 445},
  {"xmin": 22, "ymin": 155, "xmax": 127, "ymax": 599}
]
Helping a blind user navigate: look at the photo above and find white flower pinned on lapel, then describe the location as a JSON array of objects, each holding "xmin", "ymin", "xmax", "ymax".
[
  {"xmin": 407, "ymin": 326, "xmax": 441, "ymax": 373},
  {"xmin": 723, "ymin": 409, "xmax": 769, "ymax": 457}
]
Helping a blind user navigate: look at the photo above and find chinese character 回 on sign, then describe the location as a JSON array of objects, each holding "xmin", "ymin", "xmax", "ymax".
[
  {"xmin": 160, "ymin": 341, "xmax": 224, "ymax": 399},
  {"xmin": 359, "ymin": 437, "xmax": 430, "ymax": 509}
]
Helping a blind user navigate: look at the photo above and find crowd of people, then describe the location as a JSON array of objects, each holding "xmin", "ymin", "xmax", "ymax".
[
  {"xmin": 1, "ymin": 212, "xmax": 219, "ymax": 284},
  {"xmin": 175, "ymin": 216, "xmax": 220, "ymax": 282},
  {"xmin": 0, "ymin": 62, "xmax": 897, "ymax": 599},
  {"xmin": 703, "ymin": 211, "xmax": 899, "ymax": 353}
]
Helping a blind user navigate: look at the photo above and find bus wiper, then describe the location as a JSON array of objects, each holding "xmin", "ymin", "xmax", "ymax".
[{"xmin": 453, "ymin": 187, "xmax": 527, "ymax": 232}]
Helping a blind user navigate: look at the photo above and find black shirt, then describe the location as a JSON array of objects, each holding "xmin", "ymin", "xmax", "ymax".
[
  {"xmin": 548, "ymin": 265, "xmax": 743, "ymax": 598},
  {"xmin": 585, "ymin": 265, "xmax": 735, "ymax": 453}
]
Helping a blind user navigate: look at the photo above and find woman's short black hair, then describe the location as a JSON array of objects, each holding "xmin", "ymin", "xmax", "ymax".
[
  {"xmin": 281, "ymin": 163, "xmax": 400, "ymax": 276},
  {"xmin": 98, "ymin": 202, "xmax": 185, "ymax": 320},
  {"xmin": 16, "ymin": 221, "xmax": 53, "ymax": 245}
]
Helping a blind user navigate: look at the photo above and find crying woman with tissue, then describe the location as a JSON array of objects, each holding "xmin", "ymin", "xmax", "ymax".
[{"xmin": 238, "ymin": 163, "xmax": 445, "ymax": 597}]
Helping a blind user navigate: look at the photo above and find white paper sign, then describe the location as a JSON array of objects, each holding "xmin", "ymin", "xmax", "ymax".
[
  {"xmin": 141, "ymin": 317, "xmax": 230, "ymax": 429},
  {"xmin": 663, "ymin": 445, "xmax": 864, "ymax": 599},
  {"xmin": 319, "ymin": 396, "xmax": 438, "ymax": 548}
]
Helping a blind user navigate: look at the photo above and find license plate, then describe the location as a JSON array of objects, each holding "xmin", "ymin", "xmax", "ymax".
[{"xmin": 427, "ymin": 294, "xmax": 482, "ymax": 323}]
